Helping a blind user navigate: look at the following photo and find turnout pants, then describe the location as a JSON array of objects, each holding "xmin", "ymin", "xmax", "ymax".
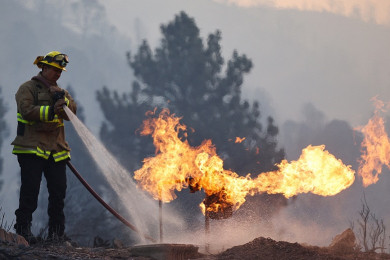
[{"xmin": 14, "ymin": 154, "xmax": 67, "ymax": 235}]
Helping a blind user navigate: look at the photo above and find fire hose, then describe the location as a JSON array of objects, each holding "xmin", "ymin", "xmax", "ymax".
[{"xmin": 66, "ymin": 161, "xmax": 156, "ymax": 243}]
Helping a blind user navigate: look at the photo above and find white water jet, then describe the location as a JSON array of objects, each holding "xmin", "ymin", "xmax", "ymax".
[{"xmin": 63, "ymin": 106, "xmax": 170, "ymax": 244}]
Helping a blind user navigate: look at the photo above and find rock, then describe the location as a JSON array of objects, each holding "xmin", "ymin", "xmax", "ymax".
[
  {"xmin": 130, "ymin": 243, "xmax": 200, "ymax": 260},
  {"xmin": 14, "ymin": 233, "xmax": 29, "ymax": 247},
  {"xmin": 93, "ymin": 235, "xmax": 110, "ymax": 248},
  {"xmin": 328, "ymin": 228, "xmax": 356, "ymax": 253},
  {"xmin": 0, "ymin": 227, "xmax": 29, "ymax": 247},
  {"xmin": 112, "ymin": 238, "xmax": 124, "ymax": 249},
  {"xmin": 0, "ymin": 228, "xmax": 6, "ymax": 242}
]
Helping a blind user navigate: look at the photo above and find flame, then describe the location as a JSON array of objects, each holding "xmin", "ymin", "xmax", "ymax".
[
  {"xmin": 356, "ymin": 97, "xmax": 390, "ymax": 187},
  {"xmin": 255, "ymin": 145, "xmax": 355, "ymax": 198},
  {"xmin": 134, "ymin": 109, "xmax": 355, "ymax": 215},
  {"xmin": 235, "ymin": 137, "xmax": 246, "ymax": 143}
]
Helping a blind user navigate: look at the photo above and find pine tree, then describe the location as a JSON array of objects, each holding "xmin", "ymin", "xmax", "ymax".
[
  {"xmin": 97, "ymin": 11, "xmax": 285, "ymax": 226},
  {"xmin": 99, "ymin": 11, "xmax": 284, "ymax": 173}
]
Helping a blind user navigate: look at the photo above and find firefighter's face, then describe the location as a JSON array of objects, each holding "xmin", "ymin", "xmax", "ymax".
[{"xmin": 42, "ymin": 65, "xmax": 62, "ymax": 82}]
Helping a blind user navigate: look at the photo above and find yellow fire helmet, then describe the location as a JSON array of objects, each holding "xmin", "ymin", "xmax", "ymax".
[{"xmin": 33, "ymin": 51, "xmax": 69, "ymax": 71}]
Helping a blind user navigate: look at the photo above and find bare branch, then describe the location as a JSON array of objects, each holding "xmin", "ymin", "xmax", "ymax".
[
  {"xmin": 355, "ymin": 193, "xmax": 387, "ymax": 253},
  {"xmin": 357, "ymin": 194, "xmax": 370, "ymax": 252},
  {"xmin": 369, "ymin": 214, "xmax": 386, "ymax": 253}
]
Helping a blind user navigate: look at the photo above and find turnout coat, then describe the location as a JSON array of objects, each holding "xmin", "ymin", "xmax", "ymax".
[{"xmin": 11, "ymin": 74, "xmax": 77, "ymax": 162}]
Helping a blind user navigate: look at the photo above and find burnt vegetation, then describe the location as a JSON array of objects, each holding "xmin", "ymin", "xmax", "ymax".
[{"xmin": 350, "ymin": 194, "xmax": 388, "ymax": 253}]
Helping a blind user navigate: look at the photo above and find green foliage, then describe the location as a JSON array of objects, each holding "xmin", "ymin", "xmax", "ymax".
[{"xmin": 98, "ymin": 11, "xmax": 284, "ymax": 175}]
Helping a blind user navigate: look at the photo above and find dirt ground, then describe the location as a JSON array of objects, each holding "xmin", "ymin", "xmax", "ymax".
[
  {"xmin": 215, "ymin": 237, "xmax": 390, "ymax": 260},
  {"xmin": 2, "ymin": 236, "xmax": 390, "ymax": 260}
]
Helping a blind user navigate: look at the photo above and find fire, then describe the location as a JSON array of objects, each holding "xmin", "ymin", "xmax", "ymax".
[
  {"xmin": 356, "ymin": 97, "xmax": 390, "ymax": 187},
  {"xmin": 254, "ymin": 145, "xmax": 355, "ymax": 198},
  {"xmin": 235, "ymin": 137, "xmax": 246, "ymax": 143},
  {"xmin": 134, "ymin": 109, "xmax": 355, "ymax": 216}
]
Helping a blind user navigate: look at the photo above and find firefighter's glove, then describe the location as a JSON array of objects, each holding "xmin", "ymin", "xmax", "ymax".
[
  {"xmin": 52, "ymin": 90, "xmax": 65, "ymax": 104},
  {"xmin": 54, "ymin": 99, "xmax": 67, "ymax": 115}
]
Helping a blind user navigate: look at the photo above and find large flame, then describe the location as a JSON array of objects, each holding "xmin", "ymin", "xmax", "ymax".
[
  {"xmin": 254, "ymin": 145, "xmax": 355, "ymax": 198},
  {"xmin": 134, "ymin": 109, "xmax": 355, "ymax": 215},
  {"xmin": 356, "ymin": 97, "xmax": 390, "ymax": 187}
]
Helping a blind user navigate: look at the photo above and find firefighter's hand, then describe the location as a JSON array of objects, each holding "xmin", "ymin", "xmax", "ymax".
[{"xmin": 54, "ymin": 99, "xmax": 67, "ymax": 114}]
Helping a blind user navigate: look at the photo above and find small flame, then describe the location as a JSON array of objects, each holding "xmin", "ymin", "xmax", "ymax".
[
  {"xmin": 134, "ymin": 109, "xmax": 355, "ymax": 215},
  {"xmin": 235, "ymin": 137, "xmax": 246, "ymax": 143},
  {"xmin": 356, "ymin": 97, "xmax": 390, "ymax": 187}
]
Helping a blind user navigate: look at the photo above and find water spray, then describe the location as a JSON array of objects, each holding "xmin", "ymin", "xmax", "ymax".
[
  {"xmin": 66, "ymin": 160, "xmax": 156, "ymax": 242},
  {"xmin": 61, "ymin": 105, "xmax": 157, "ymax": 243}
]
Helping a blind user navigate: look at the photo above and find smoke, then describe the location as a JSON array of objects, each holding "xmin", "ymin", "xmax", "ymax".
[
  {"xmin": 162, "ymin": 196, "xmax": 351, "ymax": 253},
  {"xmin": 212, "ymin": 0, "xmax": 390, "ymax": 25},
  {"xmin": 273, "ymin": 102, "xmax": 390, "ymax": 248},
  {"xmin": 159, "ymin": 207, "xmax": 273, "ymax": 254},
  {"xmin": 197, "ymin": 100, "xmax": 390, "ymax": 250}
]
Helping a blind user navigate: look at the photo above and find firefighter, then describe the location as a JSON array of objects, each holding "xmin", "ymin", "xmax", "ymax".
[{"xmin": 11, "ymin": 51, "xmax": 77, "ymax": 244}]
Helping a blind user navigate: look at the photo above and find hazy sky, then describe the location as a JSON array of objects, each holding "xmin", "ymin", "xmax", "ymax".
[
  {"xmin": 215, "ymin": 0, "xmax": 390, "ymax": 25},
  {"xmin": 99, "ymin": 0, "xmax": 390, "ymax": 127}
]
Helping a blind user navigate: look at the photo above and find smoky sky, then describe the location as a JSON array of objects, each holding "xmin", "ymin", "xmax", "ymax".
[
  {"xmin": 213, "ymin": 0, "xmax": 390, "ymax": 26},
  {"xmin": 100, "ymin": 0, "xmax": 390, "ymax": 127},
  {"xmin": 1, "ymin": 0, "xmax": 390, "ymax": 247}
]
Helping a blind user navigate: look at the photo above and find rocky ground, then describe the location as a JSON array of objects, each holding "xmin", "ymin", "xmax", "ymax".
[
  {"xmin": 1, "ymin": 228, "xmax": 390, "ymax": 259},
  {"xmin": 216, "ymin": 237, "xmax": 390, "ymax": 260}
]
